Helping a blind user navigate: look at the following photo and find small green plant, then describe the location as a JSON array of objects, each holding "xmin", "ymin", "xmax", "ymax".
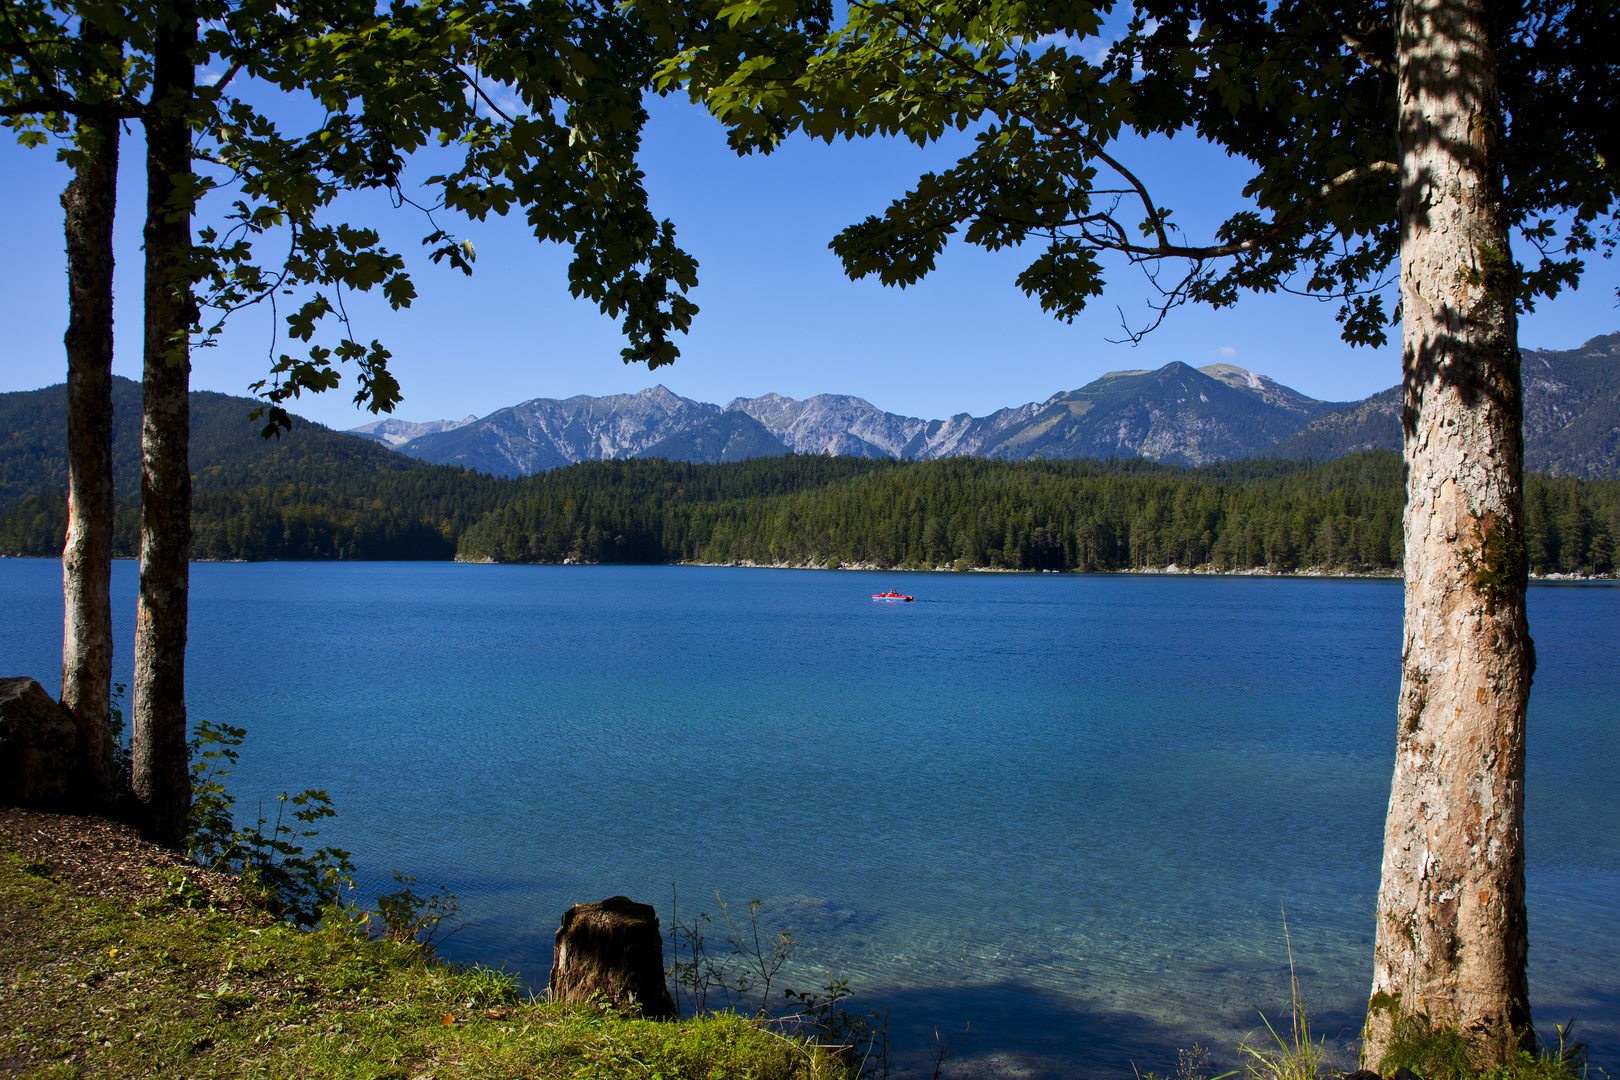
[
  {"xmin": 1238, "ymin": 920, "xmax": 1327, "ymax": 1080},
  {"xmin": 783, "ymin": 977, "xmax": 893, "ymax": 1078},
  {"xmin": 106, "ymin": 681, "xmax": 131, "ymax": 794},
  {"xmin": 372, "ymin": 868, "xmax": 460, "ymax": 954},
  {"xmin": 668, "ymin": 888, "xmax": 895, "ymax": 1079},
  {"xmin": 1140, "ymin": 1042, "xmax": 1235, "ymax": 1080},
  {"xmin": 1377, "ymin": 1015, "xmax": 1602, "ymax": 1080},
  {"xmin": 1377, "ymin": 1012, "xmax": 1478, "ymax": 1080},
  {"xmin": 668, "ymin": 891, "xmax": 796, "ymax": 1017},
  {"xmin": 1489, "ymin": 1020, "xmax": 1598, "ymax": 1080},
  {"xmin": 669, "ymin": 898, "xmax": 725, "ymax": 1016},
  {"xmin": 185, "ymin": 718, "xmax": 356, "ymax": 926},
  {"xmin": 925, "ymin": 1021, "xmax": 968, "ymax": 1079},
  {"xmin": 147, "ymin": 865, "xmax": 209, "ymax": 909},
  {"xmin": 718, "ymin": 895, "xmax": 797, "ymax": 1016}
]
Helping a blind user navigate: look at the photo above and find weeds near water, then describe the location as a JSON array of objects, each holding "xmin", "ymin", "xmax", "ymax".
[
  {"xmin": 372, "ymin": 868, "xmax": 462, "ymax": 954},
  {"xmin": 669, "ymin": 888, "xmax": 795, "ymax": 1017},
  {"xmin": 1530, "ymin": 1020, "xmax": 1595, "ymax": 1080},
  {"xmin": 927, "ymin": 1022, "xmax": 971, "ymax": 1079},
  {"xmin": 667, "ymin": 887, "xmax": 898, "ymax": 1079},
  {"xmin": 1238, "ymin": 917, "xmax": 1327, "ymax": 1080},
  {"xmin": 1138, "ymin": 1041, "xmax": 1238, "ymax": 1080},
  {"xmin": 186, "ymin": 719, "xmax": 356, "ymax": 925},
  {"xmin": 783, "ymin": 978, "xmax": 896, "ymax": 1079},
  {"xmin": 718, "ymin": 894, "xmax": 798, "ymax": 1016},
  {"xmin": 1378, "ymin": 1013, "xmax": 1601, "ymax": 1080},
  {"xmin": 1376, "ymin": 1012, "xmax": 1479, "ymax": 1080}
]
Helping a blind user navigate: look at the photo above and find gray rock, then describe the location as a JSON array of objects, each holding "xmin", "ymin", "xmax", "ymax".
[
  {"xmin": 0, "ymin": 677, "xmax": 77, "ymax": 809},
  {"xmin": 549, "ymin": 896, "xmax": 677, "ymax": 1019},
  {"xmin": 348, "ymin": 414, "xmax": 478, "ymax": 446}
]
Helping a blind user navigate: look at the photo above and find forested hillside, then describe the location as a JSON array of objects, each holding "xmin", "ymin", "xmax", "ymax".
[
  {"xmin": 454, "ymin": 454, "xmax": 1405, "ymax": 570},
  {"xmin": 5, "ymin": 449, "xmax": 1616, "ymax": 575},
  {"xmin": 0, "ymin": 376, "xmax": 506, "ymax": 560},
  {"xmin": 0, "ymin": 376, "xmax": 436, "ymax": 508}
]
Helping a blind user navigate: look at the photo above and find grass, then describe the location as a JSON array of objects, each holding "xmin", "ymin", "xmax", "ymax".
[
  {"xmin": 1224, "ymin": 919, "xmax": 1600, "ymax": 1080},
  {"xmin": 3, "ymin": 811, "xmax": 1606, "ymax": 1080},
  {"xmin": 0, "ymin": 848, "xmax": 845, "ymax": 1080},
  {"xmin": 1237, "ymin": 921, "xmax": 1328, "ymax": 1080},
  {"xmin": 1375, "ymin": 1012, "xmax": 1601, "ymax": 1080}
]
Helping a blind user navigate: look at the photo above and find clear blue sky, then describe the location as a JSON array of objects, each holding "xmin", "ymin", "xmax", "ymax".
[{"xmin": 3, "ymin": 91, "xmax": 1616, "ymax": 430}]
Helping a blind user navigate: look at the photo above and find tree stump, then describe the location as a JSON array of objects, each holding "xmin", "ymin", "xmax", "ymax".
[{"xmin": 549, "ymin": 896, "xmax": 676, "ymax": 1019}]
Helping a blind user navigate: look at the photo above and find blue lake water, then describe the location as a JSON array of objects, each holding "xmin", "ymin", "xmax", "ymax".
[{"xmin": 2, "ymin": 560, "xmax": 1616, "ymax": 1078}]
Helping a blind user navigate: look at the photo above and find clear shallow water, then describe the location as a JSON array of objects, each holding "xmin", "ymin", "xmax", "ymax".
[{"xmin": 2, "ymin": 560, "xmax": 1616, "ymax": 1078}]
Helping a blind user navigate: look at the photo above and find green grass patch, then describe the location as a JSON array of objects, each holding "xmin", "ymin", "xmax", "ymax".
[{"xmin": 0, "ymin": 851, "xmax": 843, "ymax": 1080}]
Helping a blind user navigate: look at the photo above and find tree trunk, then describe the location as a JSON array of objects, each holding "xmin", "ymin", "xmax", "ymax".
[
  {"xmin": 59, "ymin": 59, "xmax": 121, "ymax": 808},
  {"xmin": 130, "ymin": 6, "xmax": 196, "ymax": 849},
  {"xmin": 1365, "ymin": 0, "xmax": 1534, "ymax": 1066}
]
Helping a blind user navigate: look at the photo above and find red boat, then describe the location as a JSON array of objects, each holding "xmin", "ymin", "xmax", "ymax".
[{"xmin": 871, "ymin": 589, "xmax": 915, "ymax": 602}]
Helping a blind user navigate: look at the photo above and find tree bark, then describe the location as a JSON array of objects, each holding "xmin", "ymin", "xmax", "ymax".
[
  {"xmin": 130, "ymin": 4, "xmax": 197, "ymax": 849},
  {"xmin": 59, "ymin": 54, "xmax": 121, "ymax": 808},
  {"xmin": 1365, "ymin": 0, "xmax": 1534, "ymax": 1066}
]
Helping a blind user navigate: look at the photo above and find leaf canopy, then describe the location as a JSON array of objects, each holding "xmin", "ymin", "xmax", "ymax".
[
  {"xmin": 2, "ymin": 0, "xmax": 708, "ymax": 430},
  {"xmin": 648, "ymin": 0, "xmax": 1617, "ymax": 346}
]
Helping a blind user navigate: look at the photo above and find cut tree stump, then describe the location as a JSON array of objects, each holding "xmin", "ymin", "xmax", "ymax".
[{"xmin": 549, "ymin": 896, "xmax": 677, "ymax": 1019}]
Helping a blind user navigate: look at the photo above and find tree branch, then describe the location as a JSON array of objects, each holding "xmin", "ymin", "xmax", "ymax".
[
  {"xmin": 1307, "ymin": 0, "xmax": 1394, "ymax": 75},
  {"xmin": 459, "ymin": 67, "xmax": 515, "ymax": 124},
  {"xmin": 0, "ymin": 97, "xmax": 145, "ymax": 120},
  {"xmin": 1096, "ymin": 161, "xmax": 1399, "ymax": 259}
]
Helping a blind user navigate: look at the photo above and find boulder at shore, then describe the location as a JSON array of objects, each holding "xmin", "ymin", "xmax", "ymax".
[
  {"xmin": 0, "ymin": 677, "xmax": 77, "ymax": 809},
  {"xmin": 549, "ymin": 896, "xmax": 677, "ymax": 1019}
]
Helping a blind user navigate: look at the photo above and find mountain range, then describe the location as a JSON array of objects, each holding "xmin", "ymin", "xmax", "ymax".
[
  {"xmin": 2, "ymin": 335, "xmax": 1613, "ymax": 513},
  {"xmin": 350, "ymin": 333, "xmax": 1620, "ymax": 479}
]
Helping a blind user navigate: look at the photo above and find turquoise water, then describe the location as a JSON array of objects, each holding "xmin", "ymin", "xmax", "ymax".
[{"xmin": 2, "ymin": 560, "xmax": 1616, "ymax": 1078}]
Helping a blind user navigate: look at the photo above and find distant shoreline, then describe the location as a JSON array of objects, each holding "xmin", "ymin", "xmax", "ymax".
[
  {"xmin": 671, "ymin": 561, "xmax": 1618, "ymax": 584},
  {"xmin": 5, "ymin": 553, "xmax": 1613, "ymax": 583}
]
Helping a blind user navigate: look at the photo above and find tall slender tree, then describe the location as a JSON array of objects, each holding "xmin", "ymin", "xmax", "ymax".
[
  {"xmin": 651, "ymin": 0, "xmax": 1615, "ymax": 1061},
  {"xmin": 126, "ymin": 0, "xmax": 197, "ymax": 846},
  {"xmin": 57, "ymin": 18, "xmax": 122, "ymax": 806},
  {"xmin": 6, "ymin": 0, "xmax": 706, "ymax": 843}
]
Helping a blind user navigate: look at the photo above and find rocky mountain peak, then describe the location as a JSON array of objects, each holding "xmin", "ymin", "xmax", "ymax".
[
  {"xmin": 635, "ymin": 384, "xmax": 685, "ymax": 407},
  {"xmin": 1199, "ymin": 363, "xmax": 1266, "ymax": 390},
  {"xmin": 349, "ymin": 414, "xmax": 479, "ymax": 447},
  {"xmin": 1196, "ymin": 362, "xmax": 1325, "ymax": 413}
]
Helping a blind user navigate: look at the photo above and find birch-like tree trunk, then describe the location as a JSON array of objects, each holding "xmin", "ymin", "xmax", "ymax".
[
  {"xmin": 130, "ymin": 5, "xmax": 196, "ymax": 848},
  {"xmin": 1365, "ymin": 0, "xmax": 1534, "ymax": 1065},
  {"xmin": 59, "ymin": 74, "xmax": 120, "ymax": 807}
]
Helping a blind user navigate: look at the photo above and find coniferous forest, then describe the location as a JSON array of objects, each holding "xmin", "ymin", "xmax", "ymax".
[{"xmin": 3, "ymin": 450, "xmax": 1617, "ymax": 575}]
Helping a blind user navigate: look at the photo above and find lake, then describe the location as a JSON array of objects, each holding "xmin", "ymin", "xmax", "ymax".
[{"xmin": 2, "ymin": 560, "xmax": 1616, "ymax": 1078}]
